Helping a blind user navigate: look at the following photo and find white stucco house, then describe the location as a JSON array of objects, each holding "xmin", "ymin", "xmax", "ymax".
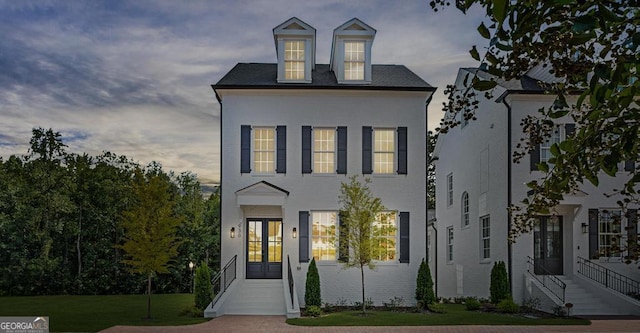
[
  {"xmin": 206, "ymin": 17, "xmax": 435, "ymax": 318},
  {"xmin": 434, "ymin": 66, "xmax": 640, "ymax": 315}
]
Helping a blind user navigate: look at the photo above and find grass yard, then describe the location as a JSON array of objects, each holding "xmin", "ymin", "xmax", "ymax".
[
  {"xmin": 0, "ymin": 294, "xmax": 208, "ymax": 332},
  {"xmin": 287, "ymin": 304, "xmax": 591, "ymax": 326}
]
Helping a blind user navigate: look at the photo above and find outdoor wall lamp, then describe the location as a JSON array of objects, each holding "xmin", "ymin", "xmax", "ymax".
[
  {"xmin": 292, "ymin": 227, "xmax": 297, "ymax": 239},
  {"xmin": 581, "ymin": 223, "xmax": 588, "ymax": 234},
  {"xmin": 230, "ymin": 227, "xmax": 236, "ymax": 238}
]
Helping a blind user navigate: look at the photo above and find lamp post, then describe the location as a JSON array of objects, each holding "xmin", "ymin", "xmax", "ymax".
[{"xmin": 188, "ymin": 261, "xmax": 194, "ymax": 294}]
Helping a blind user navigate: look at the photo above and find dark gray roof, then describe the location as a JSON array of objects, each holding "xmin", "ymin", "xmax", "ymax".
[{"xmin": 213, "ymin": 63, "xmax": 435, "ymax": 91}]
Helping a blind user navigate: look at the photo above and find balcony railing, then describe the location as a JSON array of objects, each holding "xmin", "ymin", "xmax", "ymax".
[
  {"xmin": 526, "ymin": 256, "xmax": 566, "ymax": 303},
  {"xmin": 577, "ymin": 256, "xmax": 640, "ymax": 299}
]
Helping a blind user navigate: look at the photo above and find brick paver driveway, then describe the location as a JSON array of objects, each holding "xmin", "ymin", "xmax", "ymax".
[{"xmin": 100, "ymin": 315, "xmax": 640, "ymax": 333}]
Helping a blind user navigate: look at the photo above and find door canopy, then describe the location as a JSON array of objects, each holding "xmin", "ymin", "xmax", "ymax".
[{"xmin": 235, "ymin": 181, "xmax": 289, "ymax": 207}]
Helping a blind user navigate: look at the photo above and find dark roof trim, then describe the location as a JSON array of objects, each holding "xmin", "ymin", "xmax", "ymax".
[
  {"xmin": 212, "ymin": 84, "xmax": 436, "ymax": 92},
  {"xmin": 235, "ymin": 180, "xmax": 290, "ymax": 196}
]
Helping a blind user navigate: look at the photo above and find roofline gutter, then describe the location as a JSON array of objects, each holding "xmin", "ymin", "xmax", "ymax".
[{"xmin": 212, "ymin": 85, "xmax": 437, "ymax": 92}]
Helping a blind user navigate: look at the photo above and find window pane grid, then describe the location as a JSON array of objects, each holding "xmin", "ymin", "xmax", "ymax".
[
  {"xmin": 312, "ymin": 212, "xmax": 337, "ymax": 261},
  {"xmin": 268, "ymin": 221, "xmax": 282, "ymax": 263},
  {"xmin": 462, "ymin": 192, "xmax": 469, "ymax": 227},
  {"xmin": 254, "ymin": 128, "xmax": 275, "ymax": 173},
  {"xmin": 373, "ymin": 212, "xmax": 396, "ymax": 261},
  {"xmin": 344, "ymin": 41, "xmax": 364, "ymax": 80},
  {"xmin": 313, "ymin": 129, "xmax": 335, "ymax": 173},
  {"xmin": 481, "ymin": 216, "xmax": 490, "ymax": 259},
  {"xmin": 248, "ymin": 221, "xmax": 262, "ymax": 263},
  {"xmin": 540, "ymin": 125, "xmax": 563, "ymax": 164},
  {"xmin": 447, "ymin": 173, "xmax": 454, "ymax": 206},
  {"xmin": 285, "ymin": 40, "xmax": 305, "ymax": 80},
  {"xmin": 599, "ymin": 209, "xmax": 622, "ymax": 257},
  {"xmin": 374, "ymin": 129, "xmax": 395, "ymax": 174},
  {"xmin": 447, "ymin": 227, "xmax": 454, "ymax": 262}
]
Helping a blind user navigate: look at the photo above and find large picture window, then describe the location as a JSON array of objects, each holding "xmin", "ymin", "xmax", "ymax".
[
  {"xmin": 372, "ymin": 212, "xmax": 396, "ymax": 261},
  {"xmin": 344, "ymin": 41, "xmax": 364, "ymax": 80},
  {"xmin": 374, "ymin": 129, "xmax": 395, "ymax": 174},
  {"xmin": 253, "ymin": 127, "xmax": 275, "ymax": 173},
  {"xmin": 284, "ymin": 40, "xmax": 305, "ymax": 80},
  {"xmin": 313, "ymin": 129, "xmax": 335, "ymax": 174},
  {"xmin": 311, "ymin": 212, "xmax": 337, "ymax": 261}
]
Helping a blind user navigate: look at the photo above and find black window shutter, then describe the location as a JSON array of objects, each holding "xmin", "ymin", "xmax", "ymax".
[
  {"xmin": 625, "ymin": 160, "xmax": 635, "ymax": 172},
  {"xmin": 399, "ymin": 212, "xmax": 410, "ymax": 263},
  {"xmin": 299, "ymin": 211, "xmax": 309, "ymax": 263},
  {"xmin": 240, "ymin": 125, "xmax": 251, "ymax": 173},
  {"xmin": 338, "ymin": 212, "xmax": 349, "ymax": 262},
  {"xmin": 627, "ymin": 209, "xmax": 637, "ymax": 256},
  {"xmin": 302, "ymin": 126, "xmax": 312, "ymax": 174},
  {"xmin": 530, "ymin": 144, "xmax": 540, "ymax": 171},
  {"xmin": 589, "ymin": 209, "xmax": 599, "ymax": 259},
  {"xmin": 362, "ymin": 126, "xmax": 373, "ymax": 174},
  {"xmin": 397, "ymin": 127, "xmax": 408, "ymax": 175},
  {"xmin": 337, "ymin": 127, "xmax": 347, "ymax": 174},
  {"xmin": 565, "ymin": 123, "xmax": 576, "ymax": 137},
  {"xmin": 276, "ymin": 126, "xmax": 286, "ymax": 173}
]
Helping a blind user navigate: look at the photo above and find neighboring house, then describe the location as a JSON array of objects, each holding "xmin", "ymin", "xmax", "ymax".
[
  {"xmin": 434, "ymin": 65, "xmax": 640, "ymax": 315},
  {"xmin": 207, "ymin": 17, "xmax": 435, "ymax": 318}
]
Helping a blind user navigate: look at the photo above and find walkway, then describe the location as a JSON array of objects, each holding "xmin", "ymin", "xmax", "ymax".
[{"xmin": 100, "ymin": 315, "xmax": 640, "ymax": 333}]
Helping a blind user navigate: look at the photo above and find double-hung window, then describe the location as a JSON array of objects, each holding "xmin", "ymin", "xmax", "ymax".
[
  {"xmin": 311, "ymin": 211, "xmax": 337, "ymax": 261},
  {"xmin": 372, "ymin": 212, "xmax": 397, "ymax": 261},
  {"xmin": 446, "ymin": 226, "xmax": 454, "ymax": 263},
  {"xmin": 253, "ymin": 127, "xmax": 275, "ymax": 173},
  {"xmin": 481, "ymin": 215, "xmax": 490, "ymax": 260},
  {"xmin": 374, "ymin": 129, "xmax": 395, "ymax": 174},
  {"xmin": 461, "ymin": 192, "xmax": 469, "ymax": 227},
  {"xmin": 599, "ymin": 209, "xmax": 623, "ymax": 257},
  {"xmin": 313, "ymin": 129, "xmax": 335, "ymax": 174},
  {"xmin": 285, "ymin": 40, "xmax": 305, "ymax": 80},
  {"xmin": 344, "ymin": 41, "xmax": 364, "ymax": 80},
  {"xmin": 447, "ymin": 173, "xmax": 454, "ymax": 207},
  {"xmin": 540, "ymin": 125, "xmax": 563, "ymax": 164}
]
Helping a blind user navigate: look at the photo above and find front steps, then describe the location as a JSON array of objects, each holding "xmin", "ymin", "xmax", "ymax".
[
  {"xmin": 222, "ymin": 279, "xmax": 286, "ymax": 315},
  {"xmin": 560, "ymin": 276, "xmax": 627, "ymax": 315}
]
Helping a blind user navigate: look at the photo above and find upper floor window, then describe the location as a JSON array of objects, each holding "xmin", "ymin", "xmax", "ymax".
[
  {"xmin": 481, "ymin": 215, "xmax": 490, "ymax": 260},
  {"xmin": 540, "ymin": 125, "xmax": 563, "ymax": 164},
  {"xmin": 344, "ymin": 41, "xmax": 365, "ymax": 81},
  {"xmin": 447, "ymin": 173, "xmax": 454, "ymax": 207},
  {"xmin": 462, "ymin": 192, "xmax": 469, "ymax": 227},
  {"xmin": 285, "ymin": 40, "xmax": 305, "ymax": 80},
  {"xmin": 311, "ymin": 211, "xmax": 337, "ymax": 261},
  {"xmin": 372, "ymin": 212, "xmax": 397, "ymax": 261},
  {"xmin": 254, "ymin": 127, "xmax": 275, "ymax": 173},
  {"xmin": 314, "ymin": 128, "xmax": 335, "ymax": 174},
  {"xmin": 374, "ymin": 129, "xmax": 395, "ymax": 174}
]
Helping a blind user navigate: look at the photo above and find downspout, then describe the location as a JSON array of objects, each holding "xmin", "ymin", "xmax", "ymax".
[
  {"xmin": 214, "ymin": 87, "xmax": 223, "ymax": 274},
  {"xmin": 501, "ymin": 97, "xmax": 513, "ymax": 297}
]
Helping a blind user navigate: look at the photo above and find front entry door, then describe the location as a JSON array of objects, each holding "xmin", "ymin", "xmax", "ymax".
[
  {"xmin": 534, "ymin": 216, "xmax": 563, "ymax": 275},
  {"xmin": 246, "ymin": 219, "xmax": 282, "ymax": 279}
]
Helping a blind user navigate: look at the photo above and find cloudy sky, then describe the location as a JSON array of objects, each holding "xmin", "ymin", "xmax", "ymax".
[{"xmin": 0, "ymin": 0, "xmax": 487, "ymax": 187}]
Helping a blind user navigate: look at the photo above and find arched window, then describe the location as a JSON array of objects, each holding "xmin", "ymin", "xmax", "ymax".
[{"xmin": 461, "ymin": 192, "xmax": 469, "ymax": 228}]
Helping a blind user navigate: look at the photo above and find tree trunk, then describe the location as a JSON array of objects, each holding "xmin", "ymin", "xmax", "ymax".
[
  {"xmin": 360, "ymin": 263, "xmax": 366, "ymax": 314},
  {"xmin": 76, "ymin": 209, "xmax": 82, "ymax": 278},
  {"xmin": 147, "ymin": 273, "xmax": 152, "ymax": 319}
]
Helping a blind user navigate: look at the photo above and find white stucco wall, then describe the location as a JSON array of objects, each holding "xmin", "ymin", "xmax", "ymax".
[{"xmin": 217, "ymin": 88, "xmax": 432, "ymax": 306}]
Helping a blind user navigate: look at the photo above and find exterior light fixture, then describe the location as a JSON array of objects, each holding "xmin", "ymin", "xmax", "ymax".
[
  {"xmin": 581, "ymin": 223, "xmax": 588, "ymax": 234},
  {"xmin": 230, "ymin": 227, "xmax": 236, "ymax": 238},
  {"xmin": 292, "ymin": 227, "xmax": 297, "ymax": 238},
  {"xmin": 188, "ymin": 261, "xmax": 195, "ymax": 294}
]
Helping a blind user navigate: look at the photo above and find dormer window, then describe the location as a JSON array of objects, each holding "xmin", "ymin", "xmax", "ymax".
[
  {"xmin": 330, "ymin": 18, "xmax": 376, "ymax": 84},
  {"xmin": 273, "ymin": 17, "xmax": 316, "ymax": 83},
  {"xmin": 285, "ymin": 40, "xmax": 305, "ymax": 80},
  {"xmin": 344, "ymin": 41, "xmax": 365, "ymax": 80}
]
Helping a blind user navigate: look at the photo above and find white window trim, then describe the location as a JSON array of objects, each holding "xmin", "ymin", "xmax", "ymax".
[
  {"xmin": 312, "ymin": 127, "xmax": 337, "ymax": 174},
  {"xmin": 461, "ymin": 192, "xmax": 469, "ymax": 228},
  {"xmin": 598, "ymin": 208, "xmax": 624, "ymax": 259},
  {"xmin": 343, "ymin": 40, "xmax": 365, "ymax": 81},
  {"xmin": 284, "ymin": 39, "xmax": 306, "ymax": 81},
  {"xmin": 446, "ymin": 226, "xmax": 454, "ymax": 264},
  {"xmin": 480, "ymin": 215, "xmax": 490, "ymax": 262},
  {"xmin": 310, "ymin": 211, "xmax": 338, "ymax": 262},
  {"xmin": 372, "ymin": 211, "xmax": 398, "ymax": 263},
  {"xmin": 252, "ymin": 126, "xmax": 276, "ymax": 175},
  {"xmin": 373, "ymin": 128, "xmax": 396, "ymax": 175},
  {"xmin": 447, "ymin": 173, "xmax": 454, "ymax": 207}
]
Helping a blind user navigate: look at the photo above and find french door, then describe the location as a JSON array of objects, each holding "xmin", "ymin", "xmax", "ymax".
[
  {"xmin": 533, "ymin": 216, "xmax": 563, "ymax": 275},
  {"xmin": 246, "ymin": 219, "xmax": 282, "ymax": 279}
]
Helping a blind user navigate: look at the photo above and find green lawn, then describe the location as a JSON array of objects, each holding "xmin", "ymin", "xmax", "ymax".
[
  {"xmin": 0, "ymin": 294, "xmax": 208, "ymax": 332},
  {"xmin": 287, "ymin": 304, "xmax": 591, "ymax": 326}
]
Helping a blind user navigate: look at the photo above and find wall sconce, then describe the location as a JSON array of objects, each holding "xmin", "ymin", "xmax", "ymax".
[
  {"xmin": 581, "ymin": 223, "xmax": 588, "ymax": 234},
  {"xmin": 292, "ymin": 227, "xmax": 297, "ymax": 239},
  {"xmin": 230, "ymin": 227, "xmax": 236, "ymax": 238}
]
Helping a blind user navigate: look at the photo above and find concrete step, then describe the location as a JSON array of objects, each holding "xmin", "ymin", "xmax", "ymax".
[
  {"xmin": 223, "ymin": 279, "xmax": 286, "ymax": 315},
  {"xmin": 559, "ymin": 276, "xmax": 625, "ymax": 315}
]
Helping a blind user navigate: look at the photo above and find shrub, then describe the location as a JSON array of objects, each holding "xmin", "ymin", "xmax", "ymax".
[
  {"xmin": 465, "ymin": 297, "xmax": 481, "ymax": 311},
  {"xmin": 194, "ymin": 262, "xmax": 212, "ymax": 310},
  {"xmin": 490, "ymin": 261, "xmax": 509, "ymax": 303},
  {"xmin": 415, "ymin": 258, "xmax": 436, "ymax": 308},
  {"xmin": 497, "ymin": 298, "xmax": 520, "ymax": 313},
  {"xmin": 427, "ymin": 303, "xmax": 447, "ymax": 314},
  {"xmin": 306, "ymin": 305, "xmax": 322, "ymax": 317},
  {"xmin": 305, "ymin": 258, "xmax": 322, "ymax": 307},
  {"xmin": 179, "ymin": 304, "xmax": 203, "ymax": 317}
]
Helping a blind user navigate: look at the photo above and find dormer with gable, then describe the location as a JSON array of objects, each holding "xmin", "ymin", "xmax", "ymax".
[
  {"xmin": 273, "ymin": 17, "xmax": 316, "ymax": 83},
  {"xmin": 330, "ymin": 18, "xmax": 376, "ymax": 84}
]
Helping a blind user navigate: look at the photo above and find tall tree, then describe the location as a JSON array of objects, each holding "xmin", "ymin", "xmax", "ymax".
[
  {"xmin": 430, "ymin": 1, "xmax": 639, "ymax": 240},
  {"xmin": 119, "ymin": 169, "xmax": 182, "ymax": 319},
  {"xmin": 338, "ymin": 176, "xmax": 393, "ymax": 314},
  {"xmin": 427, "ymin": 131, "xmax": 438, "ymax": 210}
]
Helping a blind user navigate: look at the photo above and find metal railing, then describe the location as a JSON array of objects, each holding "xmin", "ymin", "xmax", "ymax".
[
  {"xmin": 526, "ymin": 256, "xmax": 566, "ymax": 303},
  {"xmin": 210, "ymin": 255, "xmax": 237, "ymax": 306},
  {"xmin": 577, "ymin": 256, "xmax": 640, "ymax": 299},
  {"xmin": 287, "ymin": 255, "xmax": 294, "ymax": 307}
]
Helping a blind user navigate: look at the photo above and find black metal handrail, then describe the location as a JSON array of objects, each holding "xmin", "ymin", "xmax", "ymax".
[
  {"xmin": 287, "ymin": 255, "xmax": 294, "ymax": 308},
  {"xmin": 526, "ymin": 256, "xmax": 566, "ymax": 303},
  {"xmin": 577, "ymin": 256, "xmax": 640, "ymax": 299},
  {"xmin": 210, "ymin": 255, "xmax": 237, "ymax": 306}
]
